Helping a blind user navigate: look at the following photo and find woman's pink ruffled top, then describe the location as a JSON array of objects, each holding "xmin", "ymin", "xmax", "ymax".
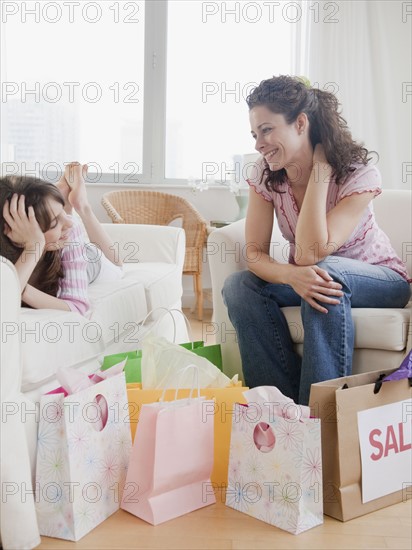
[{"xmin": 247, "ymin": 157, "xmax": 410, "ymax": 282}]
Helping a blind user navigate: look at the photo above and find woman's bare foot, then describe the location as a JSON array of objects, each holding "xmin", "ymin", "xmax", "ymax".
[
  {"xmin": 56, "ymin": 171, "xmax": 72, "ymax": 213},
  {"xmin": 64, "ymin": 162, "xmax": 89, "ymax": 213}
]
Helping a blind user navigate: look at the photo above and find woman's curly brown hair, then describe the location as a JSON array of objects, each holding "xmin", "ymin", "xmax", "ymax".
[{"xmin": 246, "ymin": 75, "xmax": 373, "ymax": 192}]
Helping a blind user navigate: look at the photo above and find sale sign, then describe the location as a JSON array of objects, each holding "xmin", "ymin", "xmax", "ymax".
[{"xmin": 358, "ymin": 399, "xmax": 412, "ymax": 503}]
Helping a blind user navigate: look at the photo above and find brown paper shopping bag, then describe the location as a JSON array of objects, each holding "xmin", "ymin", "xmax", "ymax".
[{"xmin": 309, "ymin": 368, "xmax": 412, "ymax": 521}]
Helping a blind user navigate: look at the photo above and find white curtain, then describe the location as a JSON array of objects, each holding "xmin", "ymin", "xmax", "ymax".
[{"xmin": 299, "ymin": 0, "xmax": 411, "ymax": 190}]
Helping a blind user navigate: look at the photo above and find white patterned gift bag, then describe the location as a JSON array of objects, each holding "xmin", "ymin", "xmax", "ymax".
[
  {"xmin": 225, "ymin": 387, "xmax": 323, "ymax": 534},
  {"xmin": 35, "ymin": 369, "xmax": 132, "ymax": 541}
]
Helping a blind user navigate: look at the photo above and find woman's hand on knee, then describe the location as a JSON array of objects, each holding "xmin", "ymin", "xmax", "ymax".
[{"xmin": 289, "ymin": 265, "xmax": 343, "ymax": 314}]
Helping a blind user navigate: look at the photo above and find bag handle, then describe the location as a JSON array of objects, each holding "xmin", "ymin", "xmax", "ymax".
[
  {"xmin": 373, "ymin": 373, "xmax": 386, "ymax": 394},
  {"xmin": 341, "ymin": 373, "xmax": 398, "ymax": 395},
  {"xmin": 139, "ymin": 306, "xmax": 193, "ymax": 343},
  {"xmin": 159, "ymin": 364, "xmax": 201, "ymax": 402}
]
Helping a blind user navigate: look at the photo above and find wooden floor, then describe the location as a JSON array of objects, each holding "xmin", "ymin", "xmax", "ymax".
[
  {"xmin": 38, "ymin": 499, "xmax": 412, "ymax": 550},
  {"xmin": 37, "ymin": 309, "xmax": 412, "ymax": 549},
  {"xmin": 184, "ymin": 306, "xmax": 216, "ymax": 343}
]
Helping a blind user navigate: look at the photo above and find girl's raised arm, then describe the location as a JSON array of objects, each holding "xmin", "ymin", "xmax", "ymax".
[{"xmin": 64, "ymin": 163, "xmax": 123, "ymax": 267}]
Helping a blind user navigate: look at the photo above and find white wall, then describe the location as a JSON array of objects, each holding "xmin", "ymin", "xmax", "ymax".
[{"xmin": 305, "ymin": 0, "xmax": 411, "ymax": 190}]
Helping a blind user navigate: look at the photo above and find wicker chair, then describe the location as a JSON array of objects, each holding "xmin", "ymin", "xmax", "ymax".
[{"xmin": 101, "ymin": 190, "xmax": 208, "ymax": 320}]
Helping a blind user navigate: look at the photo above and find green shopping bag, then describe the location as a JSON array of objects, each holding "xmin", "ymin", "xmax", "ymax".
[
  {"xmin": 101, "ymin": 306, "xmax": 222, "ymax": 383},
  {"xmin": 101, "ymin": 350, "xmax": 142, "ymax": 383},
  {"xmin": 101, "ymin": 342, "xmax": 223, "ymax": 383},
  {"xmin": 179, "ymin": 341, "xmax": 223, "ymax": 371}
]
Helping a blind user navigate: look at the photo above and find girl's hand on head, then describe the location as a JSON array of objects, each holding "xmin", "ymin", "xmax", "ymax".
[
  {"xmin": 3, "ymin": 194, "xmax": 45, "ymax": 251},
  {"xmin": 288, "ymin": 264, "xmax": 344, "ymax": 314}
]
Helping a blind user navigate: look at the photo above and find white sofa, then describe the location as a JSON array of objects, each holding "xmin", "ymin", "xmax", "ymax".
[
  {"xmin": 0, "ymin": 224, "xmax": 188, "ymax": 550},
  {"xmin": 208, "ymin": 190, "xmax": 412, "ymax": 380}
]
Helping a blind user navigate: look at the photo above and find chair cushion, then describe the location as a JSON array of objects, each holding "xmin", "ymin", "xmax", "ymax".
[
  {"xmin": 88, "ymin": 277, "xmax": 148, "ymax": 347},
  {"xmin": 123, "ymin": 263, "xmax": 183, "ymax": 313},
  {"xmin": 282, "ymin": 303, "xmax": 411, "ymax": 351}
]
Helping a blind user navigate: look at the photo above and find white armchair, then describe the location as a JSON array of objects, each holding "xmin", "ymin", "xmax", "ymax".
[{"xmin": 208, "ymin": 190, "xmax": 412, "ymax": 380}]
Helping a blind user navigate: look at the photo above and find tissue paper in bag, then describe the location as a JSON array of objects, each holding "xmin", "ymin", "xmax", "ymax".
[{"xmin": 141, "ymin": 334, "xmax": 231, "ymax": 389}]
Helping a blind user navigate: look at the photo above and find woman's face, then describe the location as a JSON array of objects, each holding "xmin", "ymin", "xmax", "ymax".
[
  {"xmin": 249, "ymin": 105, "xmax": 309, "ymax": 170},
  {"xmin": 43, "ymin": 199, "xmax": 73, "ymax": 251}
]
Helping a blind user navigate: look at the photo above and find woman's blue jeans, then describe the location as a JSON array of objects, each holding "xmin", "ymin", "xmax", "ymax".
[{"xmin": 222, "ymin": 257, "xmax": 411, "ymax": 405}]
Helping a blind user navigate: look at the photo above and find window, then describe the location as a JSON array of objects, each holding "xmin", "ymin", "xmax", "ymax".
[
  {"xmin": 1, "ymin": 0, "xmax": 296, "ymax": 184},
  {"xmin": 1, "ymin": 0, "xmax": 145, "ymax": 182},
  {"xmin": 165, "ymin": 0, "xmax": 294, "ymax": 182}
]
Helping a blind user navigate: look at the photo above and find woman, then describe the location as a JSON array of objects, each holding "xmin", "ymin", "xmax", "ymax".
[
  {"xmin": 1, "ymin": 162, "xmax": 123, "ymax": 315},
  {"xmin": 222, "ymin": 75, "xmax": 411, "ymax": 405}
]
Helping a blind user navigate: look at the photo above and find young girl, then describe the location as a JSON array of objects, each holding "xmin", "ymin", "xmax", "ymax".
[
  {"xmin": 222, "ymin": 75, "xmax": 411, "ymax": 405},
  {"xmin": 0, "ymin": 162, "xmax": 123, "ymax": 315}
]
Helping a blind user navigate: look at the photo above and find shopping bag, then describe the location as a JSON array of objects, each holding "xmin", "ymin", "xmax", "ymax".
[
  {"xmin": 101, "ymin": 350, "xmax": 142, "ymax": 383},
  {"xmin": 126, "ymin": 382, "xmax": 248, "ymax": 486},
  {"xmin": 100, "ymin": 306, "xmax": 182, "ymax": 384},
  {"xmin": 101, "ymin": 309, "xmax": 220, "ymax": 383},
  {"xmin": 180, "ymin": 341, "xmax": 223, "ymax": 371},
  {"xmin": 309, "ymin": 367, "xmax": 412, "ymax": 521},
  {"xmin": 101, "ymin": 342, "xmax": 223, "ymax": 384},
  {"xmin": 225, "ymin": 387, "xmax": 323, "ymax": 535},
  {"xmin": 141, "ymin": 333, "xmax": 231, "ymax": 388},
  {"xmin": 121, "ymin": 367, "xmax": 216, "ymax": 524},
  {"xmin": 35, "ymin": 370, "xmax": 132, "ymax": 541}
]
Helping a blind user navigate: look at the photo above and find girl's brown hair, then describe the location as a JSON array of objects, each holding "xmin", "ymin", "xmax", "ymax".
[
  {"xmin": 246, "ymin": 75, "xmax": 372, "ymax": 192},
  {"xmin": 0, "ymin": 176, "xmax": 65, "ymax": 299}
]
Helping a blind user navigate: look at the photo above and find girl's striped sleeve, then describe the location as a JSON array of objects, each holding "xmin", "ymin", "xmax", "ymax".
[{"xmin": 57, "ymin": 217, "xmax": 91, "ymax": 316}]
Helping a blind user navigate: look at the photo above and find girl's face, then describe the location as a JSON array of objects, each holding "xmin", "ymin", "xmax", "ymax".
[
  {"xmin": 43, "ymin": 199, "xmax": 73, "ymax": 251},
  {"xmin": 249, "ymin": 105, "xmax": 309, "ymax": 170}
]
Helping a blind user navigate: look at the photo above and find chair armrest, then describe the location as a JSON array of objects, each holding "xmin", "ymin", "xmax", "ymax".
[
  {"xmin": 102, "ymin": 224, "xmax": 186, "ymax": 270},
  {"xmin": 0, "ymin": 257, "xmax": 41, "ymax": 549},
  {"xmin": 101, "ymin": 195, "xmax": 124, "ymax": 223},
  {"xmin": 207, "ymin": 219, "xmax": 247, "ymax": 319},
  {"xmin": 207, "ymin": 220, "xmax": 247, "ymax": 379},
  {"xmin": 1, "ymin": 257, "xmax": 23, "ymax": 400}
]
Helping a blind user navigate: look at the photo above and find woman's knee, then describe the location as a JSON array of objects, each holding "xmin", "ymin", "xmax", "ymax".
[{"xmin": 316, "ymin": 257, "xmax": 350, "ymax": 287}]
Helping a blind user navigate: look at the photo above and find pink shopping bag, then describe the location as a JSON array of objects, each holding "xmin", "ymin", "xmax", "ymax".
[{"xmin": 121, "ymin": 368, "xmax": 216, "ymax": 524}]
